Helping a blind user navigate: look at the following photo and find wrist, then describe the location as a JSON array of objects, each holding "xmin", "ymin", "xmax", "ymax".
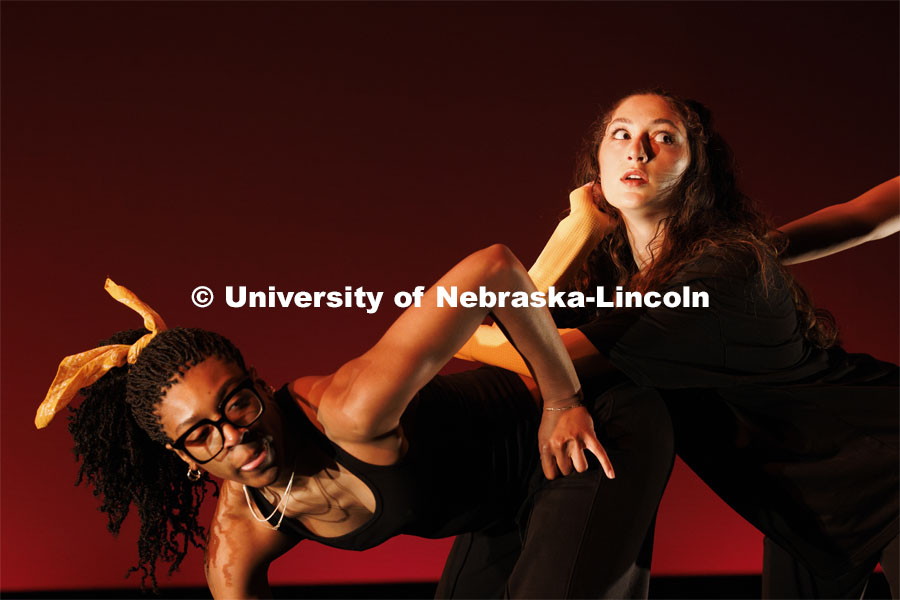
[{"xmin": 542, "ymin": 387, "xmax": 584, "ymax": 411}]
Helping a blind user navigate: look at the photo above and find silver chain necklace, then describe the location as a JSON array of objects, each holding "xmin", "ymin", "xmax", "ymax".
[{"xmin": 243, "ymin": 469, "xmax": 295, "ymax": 531}]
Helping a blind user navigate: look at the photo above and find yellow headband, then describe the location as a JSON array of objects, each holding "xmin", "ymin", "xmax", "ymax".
[{"xmin": 35, "ymin": 278, "xmax": 167, "ymax": 429}]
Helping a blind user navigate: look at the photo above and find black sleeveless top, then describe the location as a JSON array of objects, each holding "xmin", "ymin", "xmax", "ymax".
[{"xmin": 248, "ymin": 367, "xmax": 541, "ymax": 551}]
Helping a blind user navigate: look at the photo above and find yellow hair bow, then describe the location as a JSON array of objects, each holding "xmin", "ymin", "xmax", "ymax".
[{"xmin": 35, "ymin": 278, "xmax": 167, "ymax": 429}]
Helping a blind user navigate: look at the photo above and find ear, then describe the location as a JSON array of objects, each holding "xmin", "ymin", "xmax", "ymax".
[
  {"xmin": 165, "ymin": 443, "xmax": 197, "ymax": 469},
  {"xmin": 249, "ymin": 366, "xmax": 274, "ymax": 396}
]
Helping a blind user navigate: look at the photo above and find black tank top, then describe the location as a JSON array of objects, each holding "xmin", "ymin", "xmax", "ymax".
[{"xmin": 248, "ymin": 367, "xmax": 541, "ymax": 551}]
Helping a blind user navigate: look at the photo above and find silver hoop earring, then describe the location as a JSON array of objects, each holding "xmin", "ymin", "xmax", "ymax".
[{"xmin": 187, "ymin": 467, "xmax": 202, "ymax": 482}]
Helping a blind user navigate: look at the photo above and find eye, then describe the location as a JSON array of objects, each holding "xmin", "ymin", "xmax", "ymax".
[
  {"xmin": 229, "ymin": 396, "xmax": 251, "ymax": 411},
  {"xmin": 610, "ymin": 128, "xmax": 630, "ymax": 140},
  {"xmin": 654, "ymin": 131, "xmax": 677, "ymax": 145},
  {"xmin": 226, "ymin": 390, "xmax": 254, "ymax": 414},
  {"xmin": 186, "ymin": 425, "xmax": 213, "ymax": 445}
]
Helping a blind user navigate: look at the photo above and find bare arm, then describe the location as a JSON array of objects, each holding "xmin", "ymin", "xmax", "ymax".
[
  {"xmin": 314, "ymin": 244, "xmax": 613, "ymax": 479},
  {"xmin": 205, "ymin": 482, "xmax": 299, "ymax": 599},
  {"xmin": 450, "ymin": 179, "xmax": 898, "ymax": 477},
  {"xmin": 459, "ymin": 177, "xmax": 900, "ymax": 374},
  {"xmin": 318, "ymin": 244, "xmax": 579, "ymax": 434},
  {"xmin": 778, "ymin": 175, "xmax": 899, "ymax": 265}
]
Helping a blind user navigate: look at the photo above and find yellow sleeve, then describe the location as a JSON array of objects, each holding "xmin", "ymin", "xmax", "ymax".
[
  {"xmin": 527, "ymin": 188, "xmax": 609, "ymax": 291},
  {"xmin": 454, "ymin": 186, "xmax": 609, "ymax": 376}
]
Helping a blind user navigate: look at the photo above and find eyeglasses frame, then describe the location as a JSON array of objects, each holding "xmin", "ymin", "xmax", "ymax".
[{"xmin": 170, "ymin": 377, "xmax": 266, "ymax": 464}]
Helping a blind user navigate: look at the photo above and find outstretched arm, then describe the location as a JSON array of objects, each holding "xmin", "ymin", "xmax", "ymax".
[
  {"xmin": 316, "ymin": 244, "xmax": 613, "ymax": 479},
  {"xmin": 778, "ymin": 175, "xmax": 899, "ymax": 265},
  {"xmin": 458, "ymin": 177, "xmax": 900, "ymax": 375}
]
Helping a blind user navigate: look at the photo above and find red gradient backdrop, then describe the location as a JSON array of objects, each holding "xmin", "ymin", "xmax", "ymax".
[{"xmin": 2, "ymin": 2, "xmax": 897, "ymax": 593}]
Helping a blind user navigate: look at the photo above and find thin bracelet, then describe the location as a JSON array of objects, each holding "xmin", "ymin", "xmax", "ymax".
[
  {"xmin": 544, "ymin": 402, "xmax": 584, "ymax": 412},
  {"xmin": 543, "ymin": 388, "xmax": 584, "ymax": 411}
]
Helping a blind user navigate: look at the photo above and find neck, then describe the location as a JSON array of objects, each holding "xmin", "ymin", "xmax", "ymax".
[
  {"xmin": 620, "ymin": 210, "xmax": 669, "ymax": 271},
  {"xmin": 268, "ymin": 424, "xmax": 335, "ymax": 497},
  {"xmin": 264, "ymin": 379, "xmax": 334, "ymax": 494}
]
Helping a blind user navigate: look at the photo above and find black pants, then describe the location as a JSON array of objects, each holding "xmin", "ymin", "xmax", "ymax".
[
  {"xmin": 762, "ymin": 535, "xmax": 899, "ymax": 599},
  {"xmin": 435, "ymin": 385, "xmax": 675, "ymax": 599}
]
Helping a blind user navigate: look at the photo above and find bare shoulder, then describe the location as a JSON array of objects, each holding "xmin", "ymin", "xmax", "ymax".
[
  {"xmin": 210, "ymin": 480, "xmax": 298, "ymax": 552},
  {"xmin": 289, "ymin": 365, "xmax": 371, "ymax": 440},
  {"xmin": 205, "ymin": 481, "xmax": 299, "ymax": 598},
  {"xmin": 289, "ymin": 370, "xmax": 409, "ymax": 466},
  {"xmin": 289, "ymin": 374, "xmax": 330, "ymax": 404}
]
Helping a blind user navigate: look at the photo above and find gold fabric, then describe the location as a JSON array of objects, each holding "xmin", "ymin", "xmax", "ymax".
[
  {"xmin": 35, "ymin": 278, "xmax": 167, "ymax": 429},
  {"xmin": 454, "ymin": 187, "xmax": 608, "ymax": 375}
]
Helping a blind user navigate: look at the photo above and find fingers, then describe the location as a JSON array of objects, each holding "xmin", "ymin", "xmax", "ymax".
[
  {"xmin": 553, "ymin": 441, "xmax": 574, "ymax": 477},
  {"xmin": 540, "ymin": 441, "xmax": 577, "ymax": 479},
  {"xmin": 544, "ymin": 437, "xmax": 615, "ymax": 480},
  {"xmin": 568, "ymin": 440, "xmax": 589, "ymax": 473},
  {"xmin": 539, "ymin": 407, "xmax": 617, "ymax": 480},
  {"xmin": 585, "ymin": 436, "xmax": 615, "ymax": 479},
  {"xmin": 540, "ymin": 446, "xmax": 558, "ymax": 480}
]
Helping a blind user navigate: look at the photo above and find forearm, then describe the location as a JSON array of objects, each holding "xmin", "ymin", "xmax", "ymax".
[
  {"xmin": 779, "ymin": 176, "xmax": 899, "ymax": 265},
  {"xmin": 439, "ymin": 245, "xmax": 582, "ymax": 401},
  {"xmin": 208, "ymin": 579, "xmax": 272, "ymax": 600},
  {"xmin": 456, "ymin": 324, "xmax": 533, "ymax": 376},
  {"xmin": 456, "ymin": 185, "xmax": 610, "ymax": 369},
  {"xmin": 457, "ymin": 323, "xmax": 614, "ymax": 389},
  {"xmin": 335, "ymin": 245, "xmax": 581, "ymax": 437},
  {"xmin": 457, "ymin": 323, "xmax": 578, "ymax": 378},
  {"xmin": 207, "ymin": 562, "xmax": 273, "ymax": 600}
]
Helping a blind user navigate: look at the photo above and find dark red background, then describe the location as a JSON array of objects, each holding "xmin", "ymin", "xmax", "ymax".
[{"xmin": 2, "ymin": 1, "xmax": 897, "ymax": 592}]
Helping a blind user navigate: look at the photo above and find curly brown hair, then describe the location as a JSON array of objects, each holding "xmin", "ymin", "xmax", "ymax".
[
  {"xmin": 67, "ymin": 327, "xmax": 247, "ymax": 590},
  {"xmin": 572, "ymin": 88, "xmax": 838, "ymax": 348}
]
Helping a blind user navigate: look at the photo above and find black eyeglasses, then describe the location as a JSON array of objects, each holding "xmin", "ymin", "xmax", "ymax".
[{"xmin": 171, "ymin": 377, "xmax": 265, "ymax": 464}]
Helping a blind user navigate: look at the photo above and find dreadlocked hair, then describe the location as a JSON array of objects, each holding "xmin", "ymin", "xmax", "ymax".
[
  {"xmin": 67, "ymin": 327, "xmax": 247, "ymax": 591},
  {"xmin": 570, "ymin": 88, "xmax": 839, "ymax": 348}
]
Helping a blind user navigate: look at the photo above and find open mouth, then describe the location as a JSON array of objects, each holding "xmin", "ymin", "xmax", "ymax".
[
  {"xmin": 621, "ymin": 170, "xmax": 649, "ymax": 185},
  {"xmin": 240, "ymin": 442, "xmax": 269, "ymax": 472}
]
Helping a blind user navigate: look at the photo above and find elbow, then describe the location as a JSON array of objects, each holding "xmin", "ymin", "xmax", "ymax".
[
  {"xmin": 472, "ymin": 243, "xmax": 520, "ymax": 282},
  {"xmin": 478, "ymin": 243, "xmax": 518, "ymax": 266}
]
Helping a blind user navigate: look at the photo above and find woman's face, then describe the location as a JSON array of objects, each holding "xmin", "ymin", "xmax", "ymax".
[
  {"xmin": 156, "ymin": 356, "xmax": 286, "ymax": 488},
  {"xmin": 598, "ymin": 94, "xmax": 691, "ymax": 220}
]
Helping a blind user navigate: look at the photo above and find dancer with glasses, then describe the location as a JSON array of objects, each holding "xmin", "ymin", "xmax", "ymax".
[
  {"xmin": 38, "ymin": 93, "xmax": 897, "ymax": 598},
  {"xmin": 39, "ymin": 248, "xmax": 637, "ymax": 598}
]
